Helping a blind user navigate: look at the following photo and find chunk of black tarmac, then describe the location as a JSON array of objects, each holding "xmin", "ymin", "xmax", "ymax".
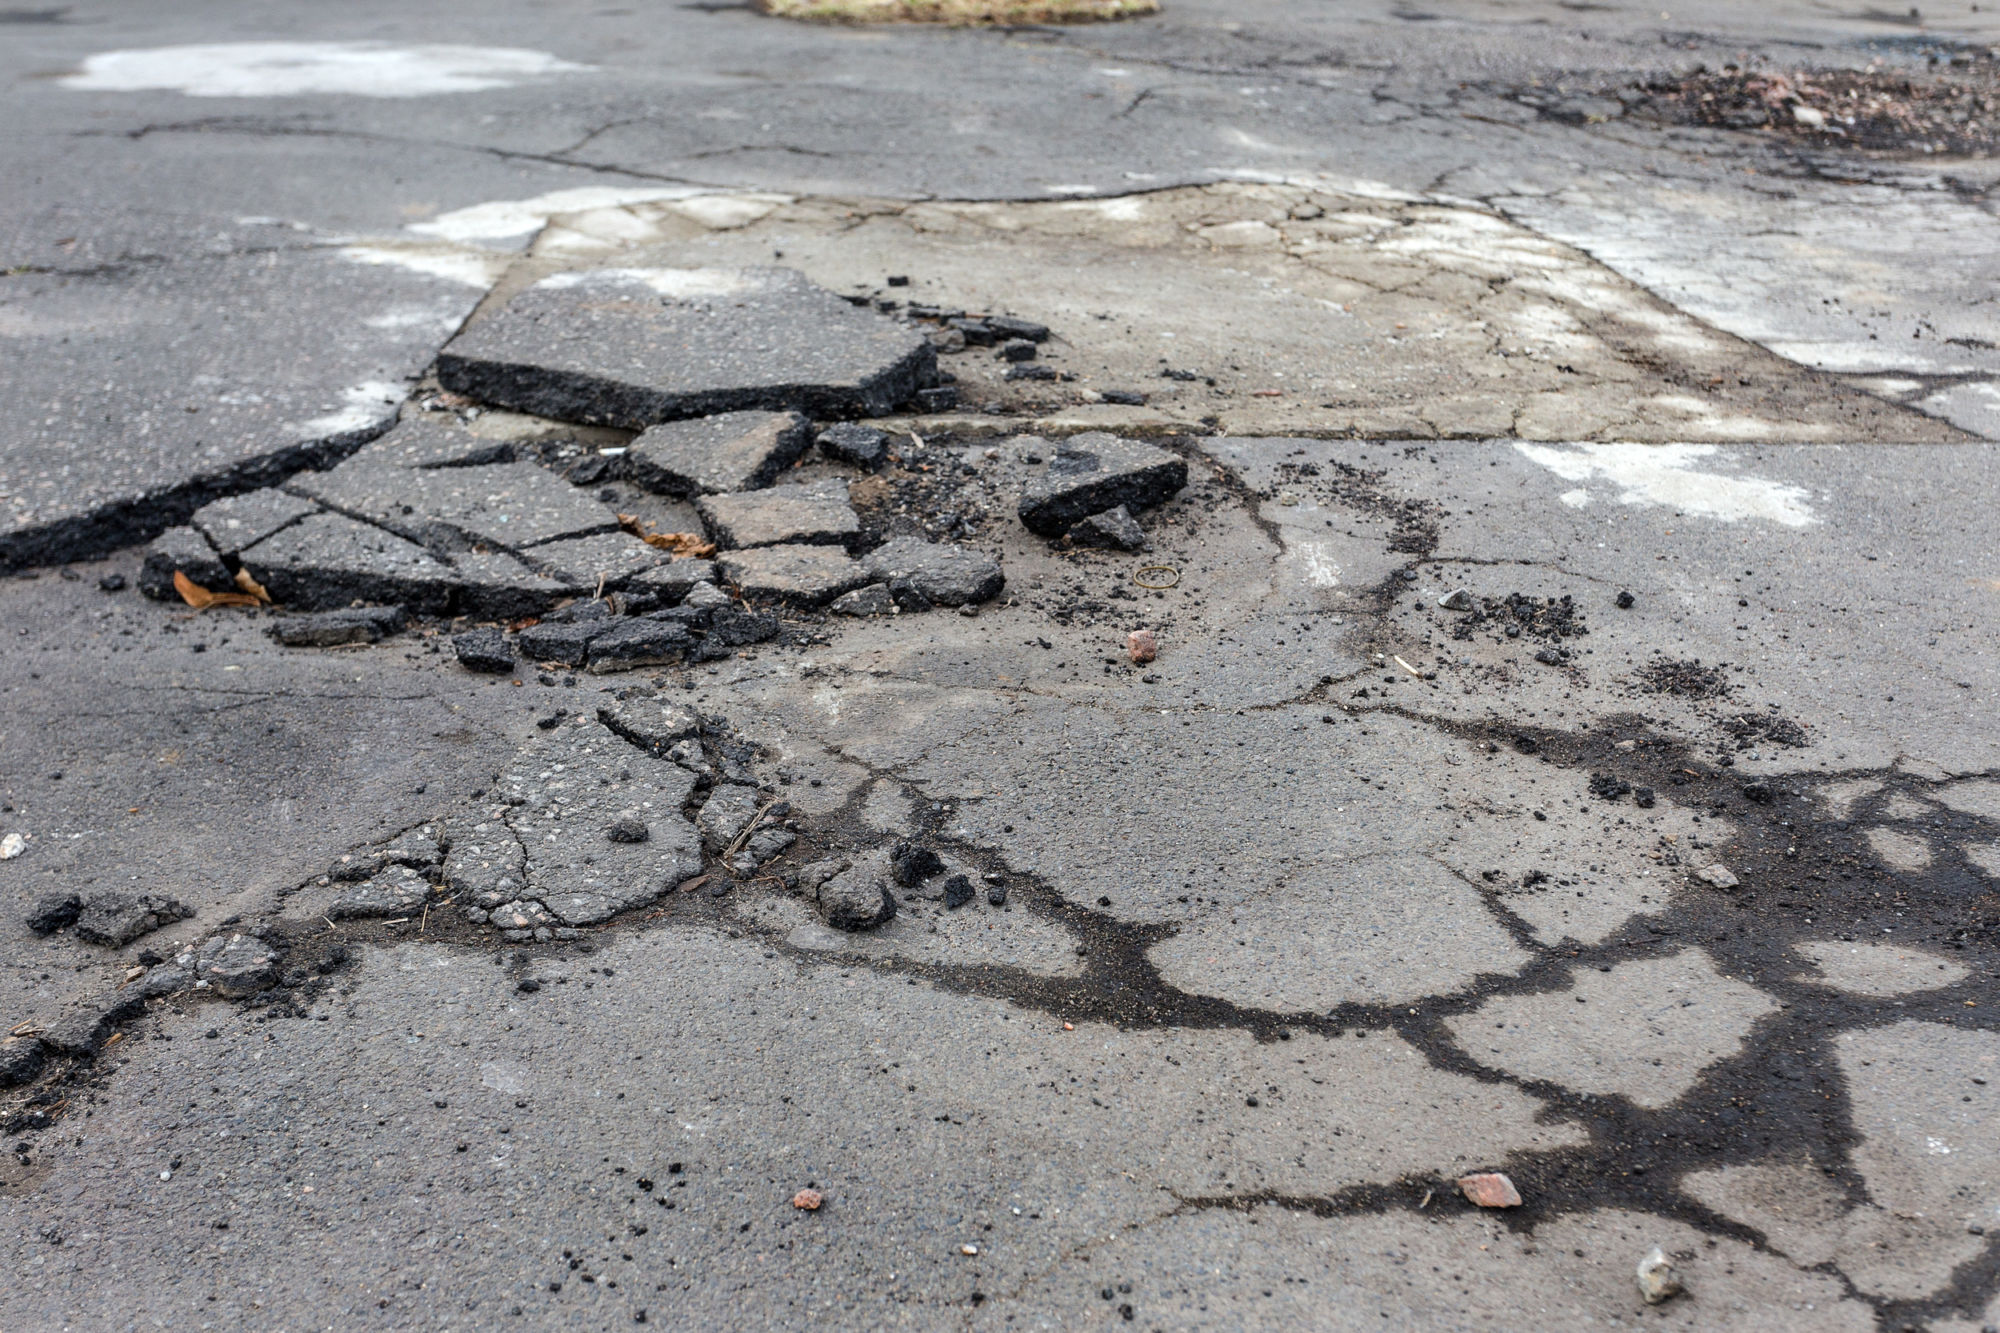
[
  {"xmin": 586, "ymin": 618, "xmax": 696, "ymax": 673},
  {"xmin": 817, "ymin": 865, "xmax": 897, "ymax": 932},
  {"xmin": 941, "ymin": 874, "xmax": 975, "ymax": 909},
  {"xmin": 1067, "ymin": 504, "xmax": 1150, "ymax": 552},
  {"xmin": 25, "ymin": 892, "xmax": 82, "ymax": 935},
  {"xmin": 0, "ymin": 1037, "xmax": 46, "ymax": 1089},
  {"xmin": 626, "ymin": 410, "xmax": 812, "ymax": 497},
  {"xmin": 453, "ymin": 627, "xmax": 515, "ymax": 674},
  {"xmin": 828, "ymin": 583, "xmax": 895, "ymax": 617},
  {"xmin": 1016, "ymin": 433, "xmax": 1189, "ymax": 537},
  {"xmin": 891, "ymin": 842, "xmax": 946, "ymax": 887},
  {"xmin": 619, "ymin": 557, "xmax": 713, "ymax": 604},
  {"xmin": 517, "ymin": 618, "xmax": 608, "ymax": 667},
  {"xmin": 697, "ymin": 478, "xmax": 859, "ymax": 549},
  {"xmin": 863, "ymin": 536, "xmax": 1004, "ymax": 607},
  {"xmin": 434, "ymin": 267, "xmax": 937, "ymax": 429},
  {"xmin": 71, "ymin": 891, "xmax": 195, "ymax": 947},
  {"xmin": 268, "ymin": 606, "xmax": 407, "ymax": 647},
  {"xmin": 717, "ymin": 544, "xmax": 869, "ymax": 606},
  {"xmin": 817, "ymin": 423, "xmax": 890, "ymax": 470}
]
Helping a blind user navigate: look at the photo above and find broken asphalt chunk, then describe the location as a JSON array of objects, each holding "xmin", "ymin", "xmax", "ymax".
[
  {"xmin": 1017, "ymin": 433, "xmax": 1188, "ymax": 537},
  {"xmin": 239, "ymin": 512, "xmax": 455, "ymax": 613},
  {"xmin": 38, "ymin": 992, "xmax": 144, "ymax": 1057},
  {"xmin": 828, "ymin": 583, "xmax": 895, "ymax": 617},
  {"xmin": 25, "ymin": 892, "xmax": 81, "ymax": 936},
  {"xmin": 289, "ymin": 459, "xmax": 619, "ymax": 554},
  {"xmin": 890, "ymin": 842, "xmax": 946, "ymax": 887},
  {"xmin": 718, "ymin": 544, "xmax": 869, "ymax": 606},
  {"xmin": 72, "ymin": 891, "xmax": 195, "ymax": 947},
  {"xmin": 861, "ymin": 537, "xmax": 1003, "ymax": 607},
  {"xmin": 1067, "ymin": 504, "xmax": 1148, "ymax": 552},
  {"xmin": 585, "ymin": 618, "xmax": 695, "ymax": 673},
  {"xmin": 201, "ymin": 934, "xmax": 279, "ymax": 998},
  {"xmin": 138, "ymin": 527, "xmax": 230, "ymax": 602},
  {"xmin": 435, "ymin": 267, "xmax": 936, "ymax": 428},
  {"xmin": 0, "ymin": 1037, "xmax": 46, "ymax": 1089},
  {"xmin": 268, "ymin": 605, "xmax": 406, "ymax": 647},
  {"xmin": 817, "ymin": 865, "xmax": 897, "ymax": 932},
  {"xmin": 816, "ymin": 423, "xmax": 890, "ymax": 469},
  {"xmin": 191, "ymin": 489, "xmax": 318, "ymax": 558},
  {"xmin": 626, "ymin": 410, "xmax": 813, "ymax": 497},
  {"xmin": 517, "ymin": 618, "xmax": 609, "ymax": 667},
  {"xmin": 453, "ymin": 628, "xmax": 515, "ymax": 674},
  {"xmin": 698, "ymin": 478, "xmax": 859, "ymax": 549}
]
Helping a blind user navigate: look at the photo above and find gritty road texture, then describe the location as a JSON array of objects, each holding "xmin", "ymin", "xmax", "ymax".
[{"xmin": 4, "ymin": 3, "xmax": 2000, "ymax": 1331}]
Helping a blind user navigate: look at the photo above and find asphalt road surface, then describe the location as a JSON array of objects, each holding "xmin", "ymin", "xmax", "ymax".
[{"xmin": 3, "ymin": 3, "xmax": 1999, "ymax": 1330}]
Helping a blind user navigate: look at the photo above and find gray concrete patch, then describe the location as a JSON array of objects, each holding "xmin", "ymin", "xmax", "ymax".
[
  {"xmin": 1446, "ymin": 950, "xmax": 1778, "ymax": 1108},
  {"xmin": 1794, "ymin": 941, "xmax": 1971, "ymax": 997},
  {"xmin": 996, "ymin": 1203, "xmax": 1872, "ymax": 1331},
  {"xmin": 1149, "ymin": 854, "xmax": 1529, "ymax": 1011},
  {"xmin": 435, "ymin": 268, "xmax": 936, "ymax": 429},
  {"xmin": 1832, "ymin": 1021, "xmax": 2000, "ymax": 1299}
]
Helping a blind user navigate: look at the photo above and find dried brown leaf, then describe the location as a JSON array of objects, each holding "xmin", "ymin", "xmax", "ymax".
[
  {"xmin": 232, "ymin": 568, "xmax": 273, "ymax": 604},
  {"xmin": 618, "ymin": 513, "xmax": 717, "ymax": 558},
  {"xmin": 173, "ymin": 569, "xmax": 261, "ymax": 610}
]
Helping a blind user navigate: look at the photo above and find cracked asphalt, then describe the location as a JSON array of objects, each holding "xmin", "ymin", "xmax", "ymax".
[{"xmin": 4, "ymin": 2, "xmax": 2000, "ymax": 1330}]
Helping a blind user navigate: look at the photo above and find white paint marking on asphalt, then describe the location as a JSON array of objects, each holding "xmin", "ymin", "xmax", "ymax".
[
  {"xmin": 480, "ymin": 1060, "xmax": 528, "ymax": 1094},
  {"xmin": 1295, "ymin": 541, "xmax": 1341, "ymax": 587},
  {"xmin": 410, "ymin": 187, "xmax": 707, "ymax": 244},
  {"xmin": 1514, "ymin": 442, "xmax": 1816, "ymax": 527},
  {"xmin": 61, "ymin": 42, "xmax": 590, "ymax": 98},
  {"xmin": 293, "ymin": 382, "xmax": 404, "ymax": 438},
  {"xmin": 338, "ymin": 242, "xmax": 509, "ymax": 289},
  {"xmin": 1558, "ymin": 488, "xmax": 1591, "ymax": 508},
  {"xmin": 538, "ymin": 267, "xmax": 756, "ymax": 300}
]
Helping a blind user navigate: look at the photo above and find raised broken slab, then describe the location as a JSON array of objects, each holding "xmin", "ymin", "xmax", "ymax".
[
  {"xmin": 817, "ymin": 422, "xmax": 891, "ymax": 469},
  {"xmin": 524, "ymin": 531, "xmax": 674, "ymax": 588},
  {"xmin": 434, "ymin": 267, "xmax": 936, "ymax": 428},
  {"xmin": 597, "ymin": 694, "xmax": 701, "ymax": 754},
  {"xmin": 191, "ymin": 489, "xmax": 318, "ymax": 557},
  {"xmin": 697, "ymin": 478, "xmax": 859, "ymax": 549},
  {"xmin": 718, "ymin": 543, "xmax": 869, "ymax": 605},
  {"xmin": 138, "ymin": 526, "xmax": 231, "ymax": 601},
  {"xmin": 517, "ymin": 618, "xmax": 608, "ymax": 667},
  {"xmin": 238, "ymin": 513, "xmax": 562, "ymax": 616},
  {"xmin": 453, "ymin": 627, "xmax": 515, "ymax": 673},
  {"xmin": 239, "ymin": 512, "xmax": 456, "ymax": 613},
  {"xmin": 1017, "ymin": 433, "xmax": 1188, "ymax": 536},
  {"xmin": 585, "ymin": 617, "xmax": 696, "ymax": 673},
  {"xmin": 625, "ymin": 558, "xmax": 717, "ymax": 606},
  {"xmin": 626, "ymin": 410, "xmax": 812, "ymax": 496},
  {"xmin": 289, "ymin": 459, "xmax": 618, "ymax": 554},
  {"xmin": 863, "ymin": 536, "xmax": 1004, "ymax": 606},
  {"xmin": 268, "ymin": 606, "xmax": 407, "ymax": 647},
  {"xmin": 72, "ymin": 891, "xmax": 194, "ymax": 947},
  {"xmin": 338, "ymin": 415, "xmax": 516, "ymax": 470}
]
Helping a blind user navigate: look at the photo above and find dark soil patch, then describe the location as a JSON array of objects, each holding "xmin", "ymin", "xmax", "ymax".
[
  {"xmin": 1634, "ymin": 657, "xmax": 1733, "ymax": 699},
  {"xmin": 1629, "ymin": 57, "xmax": 2000, "ymax": 155}
]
